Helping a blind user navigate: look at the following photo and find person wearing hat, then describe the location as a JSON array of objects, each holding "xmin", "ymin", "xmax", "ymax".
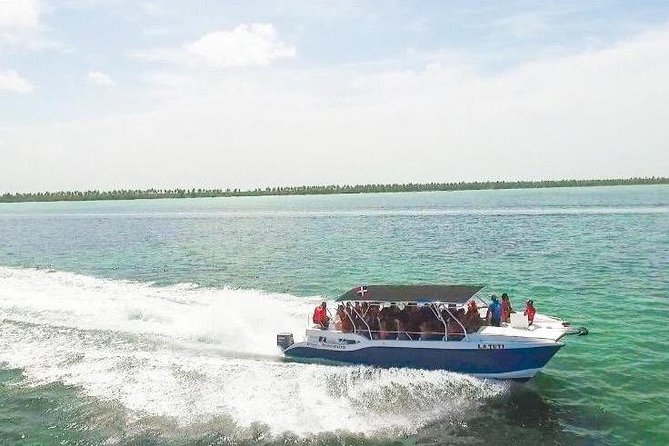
[
  {"xmin": 486, "ymin": 295, "xmax": 502, "ymax": 327},
  {"xmin": 524, "ymin": 300, "xmax": 537, "ymax": 326}
]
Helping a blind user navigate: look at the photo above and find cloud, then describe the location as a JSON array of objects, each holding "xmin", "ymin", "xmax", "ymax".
[
  {"xmin": 0, "ymin": 0, "xmax": 61, "ymax": 50},
  {"xmin": 1, "ymin": 24, "xmax": 668, "ymax": 191},
  {"xmin": 132, "ymin": 23, "xmax": 296, "ymax": 69},
  {"xmin": 0, "ymin": 0, "xmax": 39, "ymax": 30},
  {"xmin": 0, "ymin": 0, "xmax": 39, "ymax": 45},
  {"xmin": 87, "ymin": 69, "xmax": 117, "ymax": 86},
  {"xmin": 0, "ymin": 69, "xmax": 33, "ymax": 93}
]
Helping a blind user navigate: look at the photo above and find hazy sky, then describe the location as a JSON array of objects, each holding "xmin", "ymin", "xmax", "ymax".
[{"xmin": 1, "ymin": 0, "xmax": 668, "ymax": 192}]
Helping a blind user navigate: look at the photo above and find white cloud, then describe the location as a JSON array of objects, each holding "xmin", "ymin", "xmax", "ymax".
[
  {"xmin": 132, "ymin": 23, "xmax": 296, "ymax": 69},
  {"xmin": 87, "ymin": 69, "xmax": 117, "ymax": 86},
  {"xmin": 0, "ymin": 69, "xmax": 33, "ymax": 93},
  {"xmin": 0, "ymin": 0, "xmax": 62, "ymax": 50},
  {"xmin": 0, "ymin": 0, "xmax": 39, "ymax": 45},
  {"xmin": 1, "ymin": 25, "xmax": 668, "ymax": 191},
  {"xmin": 0, "ymin": 0, "xmax": 39, "ymax": 30}
]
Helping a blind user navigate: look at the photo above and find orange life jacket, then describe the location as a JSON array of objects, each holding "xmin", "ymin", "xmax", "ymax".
[{"xmin": 313, "ymin": 306, "xmax": 325, "ymax": 324}]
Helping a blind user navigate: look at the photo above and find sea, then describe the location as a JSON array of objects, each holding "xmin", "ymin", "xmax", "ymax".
[{"xmin": 0, "ymin": 185, "xmax": 667, "ymax": 446}]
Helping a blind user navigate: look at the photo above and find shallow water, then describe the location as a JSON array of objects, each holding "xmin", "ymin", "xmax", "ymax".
[{"xmin": 0, "ymin": 185, "xmax": 667, "ymax": 445}]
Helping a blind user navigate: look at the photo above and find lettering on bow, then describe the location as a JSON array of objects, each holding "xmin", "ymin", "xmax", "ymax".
[{"xmin": 477, "ymin": 343, "xmax": 505, "ymax": 350}]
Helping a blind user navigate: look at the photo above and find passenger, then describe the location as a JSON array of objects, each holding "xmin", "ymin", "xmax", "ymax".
[
  {"xmin": 465, "ymin": 300, "xmax": 482, "ymax": 332},
  {"xmin": 351, "ymin": 306, "xmax": 367, "ymax": 335},
  {"xmin": 443, "ymin": 304, "xmax": 457, "ymax": 323},
  {"xmin": 337, "ymin": 304, "xmax": 353, "ymax": 333},
  {"xmin": 398, "ymin": 303, "xmax": 410, "ymax": 321},
  {"xmin": 447, "ymin": 309, "xmax": 466, "ymax": 340},
  {"xmin": 312, "ymin": 302, "xmax": 330, "ymax": 329},
  {"xmin": 378, "ymin": 304, "xmax": 390, "ymax": 322},
  {"xmin": 417, "ymin": 304, "xmax": 434, "ymax": 329},
  {"xmin": 425, "ymin": 304, "xmax": 443, "ymax": 337},
  {"xmin": 396, "ymin": 304, "xmax": 412, "ymax": 340},
  {"xmin": 465, "ymin": 300, "xmax": 478, "ymax": 319},
  {"xmin": 420, "ymin": 319, "xmax": 443, "ymax": 340},
  {"xmin": 501, "ymin": 293, "xmax": 514, "ymax": 323},
  {"xmin": 407, "ymin": 304, "xmax": 422, "ymax": 339},
  {"xmin": 345, "ymin": 303, "xmax": 358, "ymax": 333},
  {"xmin": 486, "ymin": 295, "xmax": 502, "ymax": 327},
  {"xmin": 365, "ymin": 304, "xmax": 380, "ymax": 339},
  {"xmin": 379, "ymin": 318, "xmax": 396, "ymax": 340},
  {"xmin": 379, "ymin": 303, "xmax": 397, "ymax": 337},
  {"xmin": 388, "ymin": 302, "xmax": 400, "ymax": 320},
  {"xmin": 524, "ymin": 299, "xmax": 537, "ymax": 326},
  {"xmin": 397, "ymin": 318, "xmax": 411, "ymax": 340},
  {"xmin": 334, "ymin": 304, "xmax": 343, "ymax": 330},
  {"xmin": 419, "ymin": 320, "xmax": 430, "ymax": 340}
]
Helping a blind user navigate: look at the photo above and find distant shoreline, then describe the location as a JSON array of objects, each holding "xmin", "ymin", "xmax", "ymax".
[{"xmin": 1, "ymin": 177, "xmax": 666, "ymax": 204}]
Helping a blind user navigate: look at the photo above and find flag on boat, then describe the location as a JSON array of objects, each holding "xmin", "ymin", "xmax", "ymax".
[{"xmin": 356, "ymin": 286, "xmax": 369, "ymax": 297}]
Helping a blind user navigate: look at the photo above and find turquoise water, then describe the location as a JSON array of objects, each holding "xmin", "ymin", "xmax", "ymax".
[{"xmin": 0, "ymin": 185, "xmax": 667, "ymax": 445}]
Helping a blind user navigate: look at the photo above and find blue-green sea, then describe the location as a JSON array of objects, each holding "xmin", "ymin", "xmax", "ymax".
[{"xmin": 0, "ymin": 185, "xmax": 667, "ymax": 446}]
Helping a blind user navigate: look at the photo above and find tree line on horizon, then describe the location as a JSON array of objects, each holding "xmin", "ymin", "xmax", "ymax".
[{"xmin": 0, "ymin": 177, "xmax": 666, "ymax": 203}]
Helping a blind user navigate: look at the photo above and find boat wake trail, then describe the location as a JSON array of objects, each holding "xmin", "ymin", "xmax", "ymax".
[{"xmin": 0, "ymin": 267, "xmax": 507, "ymax": 440}]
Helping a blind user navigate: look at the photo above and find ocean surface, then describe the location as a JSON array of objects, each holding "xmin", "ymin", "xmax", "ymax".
[{"xmin": 0, "ymin": 185, "xmax": 667, "ymax": 446}]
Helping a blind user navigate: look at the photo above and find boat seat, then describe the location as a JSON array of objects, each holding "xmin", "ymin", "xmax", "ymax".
[{"xmin": 510, "ymin": 313, "xmax": 529, "ymax": 329}]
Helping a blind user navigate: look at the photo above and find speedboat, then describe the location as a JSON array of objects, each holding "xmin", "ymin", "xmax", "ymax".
[{"xmin": 277, "ymin": 285, "xmax": 587, "ymax": 380}]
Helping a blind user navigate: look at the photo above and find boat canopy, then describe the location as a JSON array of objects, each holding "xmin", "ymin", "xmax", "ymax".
[{"xmin": 336, "ymin": 284, "xmax": 484, "ymax": 304}]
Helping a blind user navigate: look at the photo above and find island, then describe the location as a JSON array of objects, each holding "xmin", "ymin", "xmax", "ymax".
[{"xmin": 0, "ymin": 177, "xmax": 666, "ymax": 203}]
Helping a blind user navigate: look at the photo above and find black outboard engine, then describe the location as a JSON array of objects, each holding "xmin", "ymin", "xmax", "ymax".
[{"xmin": 277, "ymin": 332, "xmax": 294, "ymax": 351}]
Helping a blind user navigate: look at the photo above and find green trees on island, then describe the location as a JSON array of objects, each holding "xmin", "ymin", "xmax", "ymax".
[{"xmin": 0, "ymin": 177, "xmax": 666, "ymax": 203}]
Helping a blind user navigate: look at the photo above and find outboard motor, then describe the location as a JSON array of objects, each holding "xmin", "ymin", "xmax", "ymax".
[{"xmin": 277, "ymin": 332, "xmax": 294, "ymax": 351}]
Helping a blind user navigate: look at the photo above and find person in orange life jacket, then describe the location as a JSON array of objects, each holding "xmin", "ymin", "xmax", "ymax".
[
  {"xmin": 524, "ymin": 300, "xmax": 537, "ymax": 325},
  {"xmin": 312, "ymin": 302, "xmax": 330, "ymax": 329},
  {"xmin": 501, "ymin": 293, "xmax": 514, "ymax": 323}
]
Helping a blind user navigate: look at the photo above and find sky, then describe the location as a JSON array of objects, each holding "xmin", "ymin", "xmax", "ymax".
[{"xmin": 0, "ymin": 0, "xmax": 668, "ymax": 192}]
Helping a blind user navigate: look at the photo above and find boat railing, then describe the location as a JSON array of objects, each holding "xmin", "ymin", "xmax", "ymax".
[
  {"xmin": 343, "ymin": 308, "xmax": 357, "ymax": 335},
  {"xmin": 349, "ymin": 305, "xmax": 373, "ymax": 339},
  {"xmin": 337, "ymin": 328, "xmax": 464, "ymax": 341},
  {"xmin": 329, "ymin": 303, "xmax": 472, "ymax": 341},
  {"xmin": 430, "ymin": 305, "xmax": 469, "ymax": 339},
  {"xmin": 440, "ymin": 305, "xmax": 470, "ymax": 341}
]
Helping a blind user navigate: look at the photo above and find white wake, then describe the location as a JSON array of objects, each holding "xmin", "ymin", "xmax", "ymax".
[{"xmin": 0, "ymin": 267, "xmax": 507, "ymax": 437}]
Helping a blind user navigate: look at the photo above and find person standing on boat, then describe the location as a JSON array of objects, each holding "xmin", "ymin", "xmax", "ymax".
[
  {"xmin": 312, "ymin": 302, "xmax": 330, "ymax": 329},
  {"xmin": 524, "ymin": 300, "xmax": 537, "ymax": 326},
  {"xmin": 486, "ymin": 295, "xmax": 502, "ymax": 327},
  {"xmin": 501, "ymin": 293, "xmax": 514, "ymax": 323}
]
